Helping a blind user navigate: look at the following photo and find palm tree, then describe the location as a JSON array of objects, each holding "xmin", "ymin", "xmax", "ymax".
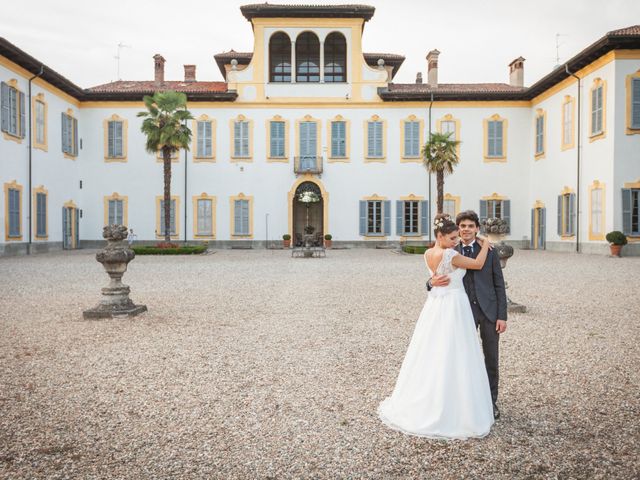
[
  {"xmin": 138, "ymin": 91, "xmax": 193, "ymax": 241},
  {"xmin": 422, "ymin": 132, "xmax": 461, "ymax": 214}
]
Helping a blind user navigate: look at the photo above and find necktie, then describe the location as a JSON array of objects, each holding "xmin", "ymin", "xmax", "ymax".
[{"xmin": 463, "ymin": 246, "xmax": 473, "ymax": 257}]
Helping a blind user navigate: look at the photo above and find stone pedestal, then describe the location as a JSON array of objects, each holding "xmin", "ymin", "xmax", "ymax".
[{"xmin": 83, "ymin": 225, "xmax": 147, "ymax": 319}]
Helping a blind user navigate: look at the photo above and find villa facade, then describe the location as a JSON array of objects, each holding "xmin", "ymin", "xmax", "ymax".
[{"xmin": 1, "ymin": 4, "xmax": 640, "ymax": 255}]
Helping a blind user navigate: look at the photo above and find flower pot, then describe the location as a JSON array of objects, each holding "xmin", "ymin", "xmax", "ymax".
[
  {"xmin": 283, "ymin": 240, "xmax": 291, "ymax": 249},
  {"xmin": 609, "ymin": 244, "xmax": 622, "ymax": 257},
  {"xmin": 324, "ymin": 240, "xmax": 332, "ymax": 248}
]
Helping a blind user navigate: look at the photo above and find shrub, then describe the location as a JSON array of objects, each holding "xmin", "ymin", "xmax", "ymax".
[
  {"xmin": 605, "ymin": 231, "xmax": 628, "ymax": 246},
  {"xmin": 324, "ymin": 234, "xmax": 332, "ymax": 240},
  {"xmin": 403, "ymin": 245, "xmax": 429, "ymax": 254},
  {"xmin": 155, "ymin": 242, "xmax": 179, "ymax": 249},
  {"xmin": 133, "ymin": 245, "xmax": 207, "ymax": 255},
  {"xmin": 282, "ymin": 234, "xmax": 291, "ymax": 240}
]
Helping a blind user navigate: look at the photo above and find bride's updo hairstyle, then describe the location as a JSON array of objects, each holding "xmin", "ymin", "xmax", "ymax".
[{"xmin": 433, "ymin": 213, "xmax": 458, "ymax": 237}]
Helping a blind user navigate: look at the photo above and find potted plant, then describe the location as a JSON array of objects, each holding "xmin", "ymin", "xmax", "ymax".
[
  {"xmin": 324, "ymin": 234, "xmax": 332, "ymax": 248},
  {"xmin": 282, "ymin": 234, "xmax": 291, "ymax": 249},
  {"xmin": 605, "ymin": 231, "xmax": 627, "ymax": 257}
]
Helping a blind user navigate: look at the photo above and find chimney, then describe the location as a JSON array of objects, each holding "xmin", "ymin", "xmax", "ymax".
[
  {"xmin": 509, "ymin": 56, "xmax": 525, "ymax": 87},
  {"xmin": 184, "ymin": 64, "xmax": 196, "ymax": 82},
  {"xmin": 415, "ymin": 72, "xmax": 423, "ymax": 84},
  {"xmin": 426, "ymin": 49, "xmax": 440, "ymax": 87},
  {"xmin": 153, "ymin": 54, "xmax": 166, "ymax": 84}
]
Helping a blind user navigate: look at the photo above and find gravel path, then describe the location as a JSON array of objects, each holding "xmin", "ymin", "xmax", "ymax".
[{"xmin": 1, "ymin": 249, "xmax": 639, "ymax": 479}]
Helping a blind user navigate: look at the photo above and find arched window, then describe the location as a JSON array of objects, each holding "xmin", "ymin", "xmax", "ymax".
[
  {"xmin": 324, "ymin": 32, "xmax": 346, "ymax": 83},
  {"xmin": 296, "ymin": 32, "xmax": 320, "ymax": 83},
  {"xmin": 269, "ymin": 32, "xmax": 291, "ymax": 82}
]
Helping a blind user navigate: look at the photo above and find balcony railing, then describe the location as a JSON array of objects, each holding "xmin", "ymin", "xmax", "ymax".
[{"xmin": 294, "ymin": 155, "xmax": 323, "ymax": 174}]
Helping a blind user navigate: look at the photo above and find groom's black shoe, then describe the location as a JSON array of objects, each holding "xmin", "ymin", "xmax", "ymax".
[{"xmin": 493, "ymin": 404, "xmax": 500, "ymax": 420}]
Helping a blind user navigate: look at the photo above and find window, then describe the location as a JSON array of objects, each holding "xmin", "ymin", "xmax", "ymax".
[
  {"xmin": 535, "ymin": 110, "xmax": 545, "ymax": 157},
  {"xmin": 368, "ymin": 200, "xmax": 383, "ymax": 235},
  {"xmin": 159, "ymin": 199, "xmax": 177, "ymax": 236},
  {"xmin": 270, "ymin": 121, "xmax": 286, "ymax": 158},
  {"xmin": 233, "ymin": 120, "xmax": 250, "ymax": 158},
  {"xmin": 487, "ymin": 119, "xmax": 504, "ymax": 158},
  {"xmin": 35, "ymin": 190, "xmax": 47, "ymax": 238},
  {"xmin": 233, "ymin": 199, "xmax": 250, "ymax": 236},
  {"xmin": 299, "ymin": 121, "xmax": 317, "ymax": 170},
  {"xmin": 197, "ymin": 199, "xmax": 213, "ymax": 236},
  {"xmin": 403, "ymin": 121, "xmax": 420, "ymax": 158},
  {"xmin": 359, "ymin": 198, "xmax": 390, "ymax": 237},
  {"xmin": 61, "ymin": 111, "xmax": 78, "ymax": 156},
  {"xmin": 480, "ymin": 197, "xmax": 511, "ymax": 233},
  {"xmin": 269, "ymin": 32, "xmax": 291, "ymax": 83},
  {"xmin": 440, "ymin": 120, "xmax": 456, "ymax": 138},
  {"xmin": 437, "ymin": 114, "xmax": 460, "ymax": 159},
  {"xmin": 196, "ymin": 120, "xmax": 213, "ymax": 158},
  {"xmin": 1, "ymin": 81, "xmax": 25, "ymax": 139},
  {"xmin": 108, "ymin": 199, "xmax": 124, "ymax": 225},
  {"xmin": 367, "ymin": 120, "xmax": 384, "ymax": 158},
  {"xmin": 557, "ymin": 191, "xmax": 576, "ymax": 237},
  {"xmin": 107, "ymin": 120, "xmax": 124, "ymax": 158},
  {"xmin": 330, "ymin": 121, "xmax": 346, "ymax": 158},
  {"xmin": 590, "ymin": 79, "xmax": 605, "ymax": 138},
  {"xmin": 589, "ymin": 183, "xmax": 604, "ymax": 240},
  {"xmin": 443, "ymin": 197, "xmax": 458, "ymax": 218},
  {"xmin": 396, "ymin": 199, "xmax": 428, "ymax": 236},
  {"xmin": 296, "ymin": 32, "xmax": 320, "ymax": 83},
  {"xmin": 34, "ymin": 96, "xmax": 47, "ymax": 149},
  {"xmin": 622, "ymin": 188, "xmax": 640, "ymax": 236},
  {"xmin": 627, "ymin": 72, "xmax": 640, "ymax": 133},
  {"xmin": 324, "ymin": 32, "xmax": 346, "ymax": 82},
  {"xmin": 7, "ymin": 186, "xmax": 21, "ymax": 239},
  {"xmin": 562, "ymin": 96, "xmax": 574, "ymax": 149}
]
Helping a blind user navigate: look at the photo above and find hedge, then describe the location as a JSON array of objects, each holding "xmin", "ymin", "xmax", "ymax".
[
  {"xmin": 132, "ymin": 245, "xmax": 207, "ymax": 255},
  {"xmin": 402, "ymin": 245, "xmax": 429, "ymax": 254}
]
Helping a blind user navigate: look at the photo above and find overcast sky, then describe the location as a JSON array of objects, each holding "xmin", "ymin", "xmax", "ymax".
[{"xmin": 1, "ymin": 0, "xmax": 638, "ymax": 89}]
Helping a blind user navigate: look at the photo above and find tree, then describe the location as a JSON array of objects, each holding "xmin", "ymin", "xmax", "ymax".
[
  {"xmin": 138, "ymin": 92, "xmax": 193, "ymax": 241},
  {"xmin": 422, "ymin": 132, "xmax": 461, "ymax": 214}
]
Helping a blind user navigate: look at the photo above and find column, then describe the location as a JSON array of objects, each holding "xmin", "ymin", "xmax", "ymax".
[
  {"xmin": 319, "ymin": 41, "xmax": 324, "ymax": 83},
  {"xmin": 291, "ymin": 41, "xmax": 296, "ymax": 83}
]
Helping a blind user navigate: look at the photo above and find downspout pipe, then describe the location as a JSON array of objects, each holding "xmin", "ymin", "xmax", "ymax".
[
  {"xmin": 428, "ymin": 91, "xmax": 434, "ymax": 244},
  {"xmin": 28, "ymin": 65, "xmax": 45, "ymax": 255},
  {"xmin": 184, "ymin": 140, "xmax": 188, "ymax": 244},
  {"xmin": 565, "ymin": 64, "xmax": 581, "ymax": 253}
]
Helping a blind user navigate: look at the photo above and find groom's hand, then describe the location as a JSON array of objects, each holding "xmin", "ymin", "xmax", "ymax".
[
  {"xmin": 431, "ymin": 275, "xmax": 450, "ymax": 287},
  {"xmin": 496, "ymin": 320, "xmax": 507, "ymax": 334}
]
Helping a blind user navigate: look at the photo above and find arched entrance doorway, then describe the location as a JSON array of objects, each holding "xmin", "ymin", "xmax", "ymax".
[{"xmin": 291, "ymin": 181, "xmax": 326, "ymax": 245}]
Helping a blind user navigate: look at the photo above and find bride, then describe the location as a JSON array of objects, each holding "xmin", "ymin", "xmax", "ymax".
[{"xmin": 378, "ymin": 213, "xmax": 494, "ymax": 439}]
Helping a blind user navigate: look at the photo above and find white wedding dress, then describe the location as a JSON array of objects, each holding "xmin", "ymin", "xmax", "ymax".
[{"xmin": 378, "ymin": 248, "xmax": 494, "ymax": 439}]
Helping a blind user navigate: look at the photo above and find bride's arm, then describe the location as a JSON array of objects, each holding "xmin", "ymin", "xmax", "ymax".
[{"xmin": 451, "ymin": 237, "xmax": 490, "ymax": 270}]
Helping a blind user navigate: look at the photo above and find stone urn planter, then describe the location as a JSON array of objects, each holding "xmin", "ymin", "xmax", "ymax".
[
  {"xmin": 282, "ymin": 234, "xmax": 291, "ymax": 249},
  {"xmin": 605, "ymin": 231, "xmax": 627, "ymax": 257},
  {"xmin": 83, "ymin": 225, "xmax": 147, "ymax": 319},
  {"xmin": 324, "ymin": 234, "xmax": 332, "ymax": 248}
]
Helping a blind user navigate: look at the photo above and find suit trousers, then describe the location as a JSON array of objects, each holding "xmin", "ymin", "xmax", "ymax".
[{"xmin": 470, "ymin": 300, "xmax": 499, "ymax": 404}]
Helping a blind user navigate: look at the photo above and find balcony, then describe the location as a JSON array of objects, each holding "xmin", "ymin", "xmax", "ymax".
[{"xmin": 294, "ymin": 156, "xmax": 323, "ymax": 175}]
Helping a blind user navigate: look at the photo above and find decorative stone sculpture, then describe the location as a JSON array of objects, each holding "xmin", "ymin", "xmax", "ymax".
[
  {"xmin": 83, "ymin": 225, "xmax": 147, "ymax": 319},
  {"xmin": 493, "ymin": 239, "xmax": 526, "ymax": 314}
]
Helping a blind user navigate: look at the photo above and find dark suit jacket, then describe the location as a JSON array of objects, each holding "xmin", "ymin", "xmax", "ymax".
[{"xmin": 456, "ymin": 242, "xmax": 507, "ymax": 322}]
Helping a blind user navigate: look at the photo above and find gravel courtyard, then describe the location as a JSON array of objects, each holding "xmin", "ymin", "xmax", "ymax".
[{"xmin": 1, "ymin": 248, "xmax": 639, "ymax": 479}]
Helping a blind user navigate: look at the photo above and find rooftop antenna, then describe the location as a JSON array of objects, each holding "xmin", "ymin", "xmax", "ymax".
[
  {"xmin": 114, "ymin": 42, "xmax": 132, "ymax": 80},
  {"xmin": 555, "ymin": 33, "xmax": 568, "ymax": 69}
]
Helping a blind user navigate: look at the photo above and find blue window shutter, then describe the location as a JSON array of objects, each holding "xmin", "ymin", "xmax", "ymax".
[
  {"xmin": 242, "ymin": 121, "xmax": 249, "ymax": 157},
  {"xmin": 1, "ymin": 82, "xmax": 9, "ymax": 133},
  {"xmin": 330, "ymin": 122, "xmax": 338, "ymax": 156},
  {"xmin": 359, "ymin": 200, "xmax": 366, "ymax": 236},
  {"xmin": 530, "ymin": 209, "xmax": 535, "ymax": 248},
  {"xmin": 557, "ymin": 195, "xmax": 563, "ymax": 236},
  {"xmin": 367, "ymin": 122, "xmax": 374, "ymax": 156},
  {"xmin": 309, "ymin": 122, "xmax": 317, "ymax": 158},
  {"xmin": 632, "ymin": 78, "xmax": 640, "ymax": 128},
  {"xmin": 61, "ymin": 113, "xmax": 68, "ymax": 154},
  {"xmin": 404, "ymin": 122, "xmax": 411, "ymax": 156},
  {"xmin": 396, "ymin": 201, "xmax": 403, "ymax": 235},
  {"xmin": 108, "ymin": 121, "xmax": 115, "ymax": 157},
  {"xmin": 383, "ymin": 200, "xmax": 391, "ymax": 236},
  {"xmin": 591, "ymin": 89, "xmax": 598, "ymax": 134},
  {"xmin": 479, "ymin": 199, "xmax": 488, "ymax": 225},
  {"xmin": 503, "ymin": 200, "xmax": 511, "ymax": 234},
  {"xmin": 300, "ymin": 122, "xmax": 309, "ymax": 156},
  {"xmin": 19, "ymin": 91, "xmax": 25, "ymax": 138},
  {"xmin": 37, "ymin": 193, "xmax": 46, "ymax": 236},
  {"xmin": 197, "ymin": 121, "xmax": 204, "ymax": 157},
  {"xmin": 487, "ymin": 121, "xmax": 495, "ymax": 156},
  {"xmin": 72, "ymin": 117, "xmax": 78, "ymax": 156},
  {"xmin": 242, "ymin": 200, "xmax": 249, "ymax": 234},
  {"xmin": 270, "ymin": 121, "xmax": 278, "ymax": 157},
  {"xmin": 205, "ymin": 122, "xmax": 212, "ymax": 157},
  {"xmin": 495, "ymin": 121, "xmax": 503, "ymax": 156},
  {"xmin": 9, "ymin": 189, "xmax": 20, "ymax": 237},
  {"xmin": 597, "ymin": 86, "xmax": 603, "ymax": 132},
  {"xmin": 115, "ymin": 121, "xmax": 123, "ymax": 157},
  {"xmin": 541, "ymin": 208, "xmax": 546, "ymax": 249},
  {"xmin": 108, "ymin": 199, "xmax": 115, "ymax": 225},
  {"xmin": 74, "ymin": 208, "xmax": 79, "ymax": 246},
  {"xmin": 622, "ymin": 189, "xmax": 632, "ymax": 235},
  {"xmin": 420, "ymin": 200, "xmax": 429, "ymax": 235},
  {"xmin": 569, "ymin": 193, "xmax": 576, "ymax": 235},
  {"xmin": 234, "ymin": 121, "xmax": 241, "ymax": 156}
]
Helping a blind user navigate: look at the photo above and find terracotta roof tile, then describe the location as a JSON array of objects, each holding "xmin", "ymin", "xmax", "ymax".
[
  {"xmin": 240, "ymin": 4, "xmax": 375, "ymax": 21},
  {"xmin": 386, "ymin": 83, "xmax": 526, "ymax": 94},
  {"xmin": 607, "ymin": 25, "xmax": 640, "ymax": 36},
  {"xmin": 87, "ymin": 80, "xmax": 228, "ymax": 94}
]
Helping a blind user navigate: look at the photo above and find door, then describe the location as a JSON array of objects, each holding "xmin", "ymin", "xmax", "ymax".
[
  {"xmin": 530, "ymin": 207, "xmax": 546, "ymax": 249},
  {"xmin": 62, "ymin": 207, "xmax": 78, "ymax": 249}
]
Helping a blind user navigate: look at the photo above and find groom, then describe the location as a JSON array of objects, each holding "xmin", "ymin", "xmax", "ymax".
[{"xmin": 427, "ymin": 210, "xmax": 507, "ymax": 419}]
